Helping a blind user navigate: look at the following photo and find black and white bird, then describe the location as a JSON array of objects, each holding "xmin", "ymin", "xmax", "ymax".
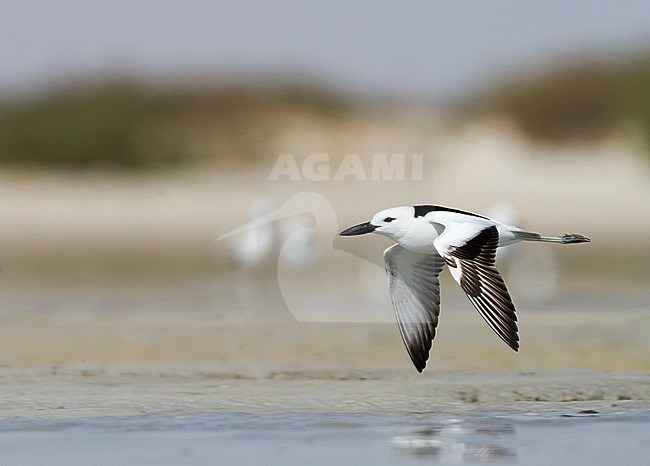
[{"xmin": 340, "ymin": 205, "xmax": 590, "ymax": 372}]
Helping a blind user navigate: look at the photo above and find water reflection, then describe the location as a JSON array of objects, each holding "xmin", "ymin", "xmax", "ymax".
[{"xmin": 392, "ymin": 418, "xmax": 516, "ymax": 463}]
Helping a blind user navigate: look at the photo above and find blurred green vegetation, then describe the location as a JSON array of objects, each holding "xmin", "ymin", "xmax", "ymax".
[
  {"xmin": 2, "ymin": 52, "xmax": 649, "ymax": 171},
  {"xmin": 0, "ymin": 79, "xmax": 350, "ymax": 170},
  {"xmin": 477, "ymin": 53, "xmax": 650, "ymax": 149}
]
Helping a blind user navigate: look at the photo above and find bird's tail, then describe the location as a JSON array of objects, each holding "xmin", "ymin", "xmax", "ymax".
[{"xmin": 513, "ymin": 230, "xmax": 591, "ymax": 244}]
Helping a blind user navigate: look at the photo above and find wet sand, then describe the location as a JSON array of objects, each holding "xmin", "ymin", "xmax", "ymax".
[{"xmin": 3, "ymin": 365, "xmax": 649, "ymax": 417}]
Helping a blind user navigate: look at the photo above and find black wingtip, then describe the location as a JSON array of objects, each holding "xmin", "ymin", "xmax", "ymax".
[
  {"xmin": 506, "ymin": 338, "xmax": 520, "ymax": 352},
  {"xmin": 510, "ymin": 340, "xmax": 520, "ymax": 352},
  {"xmin": 414, "ymin": 357, "xmax": 429, "ymax": 373}
]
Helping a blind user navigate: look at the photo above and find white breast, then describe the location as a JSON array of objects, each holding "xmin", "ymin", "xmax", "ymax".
[{"xmin": 397, "ymin": 219, "xmax": 443, "ymax": 254}]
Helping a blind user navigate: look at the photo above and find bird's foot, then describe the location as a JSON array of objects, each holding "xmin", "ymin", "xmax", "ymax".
[{"xmin": 560, "ymin": 233, "xmax": 591, "ymax": 244}]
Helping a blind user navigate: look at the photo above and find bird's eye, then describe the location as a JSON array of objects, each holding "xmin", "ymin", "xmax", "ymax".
[{"xmin": 383, "ymin": 217, "xmax": 396, "ymax": 223}]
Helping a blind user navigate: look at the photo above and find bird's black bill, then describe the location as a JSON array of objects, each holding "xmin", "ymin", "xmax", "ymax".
[{"xmin": 339, "ymin": 222, "xmax": 376, "ymax": 236}]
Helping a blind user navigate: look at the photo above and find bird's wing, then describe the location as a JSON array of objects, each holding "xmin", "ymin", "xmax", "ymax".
[
  {"xmin": 433, "ymin": 224, "xmax": 519, "ymax": 351},
  {"xmin": 383, "ymin": 244, "xmax": 445, "ymax": 372}
]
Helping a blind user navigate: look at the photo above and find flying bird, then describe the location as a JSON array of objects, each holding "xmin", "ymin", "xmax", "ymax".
[{"xmin": 340, "ymin": 205, "xmax": 590, "ymax": 372}]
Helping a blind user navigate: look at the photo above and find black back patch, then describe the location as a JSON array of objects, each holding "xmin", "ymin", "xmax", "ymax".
[{"xmin": 413, "ymin": 205, "xmax": 487, "ymax": 219}]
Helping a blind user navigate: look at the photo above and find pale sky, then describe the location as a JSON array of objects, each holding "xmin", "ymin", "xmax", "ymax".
[{"xmin": 2, "ymin": 0, "xmax": 649, "ymax": 101}]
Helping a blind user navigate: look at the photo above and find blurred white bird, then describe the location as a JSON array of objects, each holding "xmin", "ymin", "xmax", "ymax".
[
  {"xmin": 229, "ymin": 198, "xmax": 277, "ymax": 267},
  {"xmin": 219, "ymin": 192, "xmax": 377, "ymax": 323}
]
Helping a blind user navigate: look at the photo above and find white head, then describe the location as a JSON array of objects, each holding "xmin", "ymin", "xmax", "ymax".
[
  {"xmin": 339, "ymin": 206, "xmax": 414, "ymax": 241},
  {"xmin": 340, "ymin": 206, "xmax": 441, "ymax": 253}
]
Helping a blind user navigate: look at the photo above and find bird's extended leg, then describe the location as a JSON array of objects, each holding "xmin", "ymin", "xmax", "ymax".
[{"xmin": 513, "ymin": 231, "xmax": 591, "ymax": 244}]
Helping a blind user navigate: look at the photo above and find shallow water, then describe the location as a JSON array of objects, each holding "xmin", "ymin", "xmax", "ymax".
[{"xmin": 0, "ymin": 411, "xmax": 648, "ymax": 465}]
